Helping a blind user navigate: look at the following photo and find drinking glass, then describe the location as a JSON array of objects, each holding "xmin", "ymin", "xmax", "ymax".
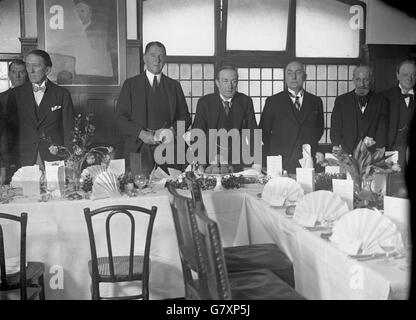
[
  {"xmin": 323, "ymin": 212, "xmax": 337, "ymax": 229},
  {"xmin": 378, "ymin": 237, "xmax": 397, "ymax": 265},
  {"xmin": 134, "ymin": 174, "xmax": 149, "ymax": 194}
]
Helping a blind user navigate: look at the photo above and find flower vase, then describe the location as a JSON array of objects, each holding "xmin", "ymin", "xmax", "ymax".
[{"xmin": 67, "ymin": 165, "xmax": 83, "ymax": 200}]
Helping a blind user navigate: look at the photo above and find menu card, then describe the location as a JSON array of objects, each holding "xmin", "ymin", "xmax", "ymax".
[
  {"xmin": 385, "ymin": 151, "xmax": 399, "ymax": 164},
  {"xmin": 22, "ymin": 165, "xmax": 41, "ymax": 197},
  {"xmin": 384, "ymin": 196, "xmax": 411, "ymax": 245},
  {"xmin": 296, "ymin": 168, "xmax": 315, "ymax": 194},
  {"xmin": 325, "ymin": 166, "xmax": 340, "ymax": 174},
  {"xmin": 332, "ymin": 179, "xmax": 354, "ymax": 210},
  {"xmin": 267, "ymin": 156, "xmax": 283, "ymax": 178},
  {"xmin": 45, "ymin": 161, "xmax": 65, "ymax": 198},
  {"xmin": 108, "ymin": 159, "xmax": 125, "ymax": 177}
]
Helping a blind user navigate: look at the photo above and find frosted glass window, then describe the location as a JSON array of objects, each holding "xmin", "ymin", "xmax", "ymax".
[
  {"xmin": 0, "ymin": 0, "xmax": 21, "ymax": 53},
  {"xmin": 296, "ymin": 0, "xmax": 361, "ymax": 58},
  {"xmin": 143, "ymin": 0, "xmax": 215, "ymax": 56},
  {"xmin": 227, "ymin": 0, "xmax": 289, "ymax": 51}
]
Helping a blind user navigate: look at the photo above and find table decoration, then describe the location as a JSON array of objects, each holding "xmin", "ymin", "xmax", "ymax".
[
  {"xmin": 293, "ymin": 190, "xmax": 349, "ymax": 227},
  {"xmin": 330, "ymin": 208, "xmax": 404, "ymax": 256},
  {"xmin": 44, "ymin": 113, "xmax": 114, "ymax": 200},
  {"xmin": 314, "ymin": 172, "xmax": 347, "ymax": 191},
  {"xmin": 316, "ymin": 137, "xmax": 400, "ymax": 209},
  {"xmin": 261, "ymin": 177, "xmax": 304, "ymax": 207}
]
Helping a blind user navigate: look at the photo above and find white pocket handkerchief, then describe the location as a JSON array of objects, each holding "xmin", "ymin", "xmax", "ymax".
[{"xmin": 51, "ymin": 105, "xmax": 62, "ymax": 112}]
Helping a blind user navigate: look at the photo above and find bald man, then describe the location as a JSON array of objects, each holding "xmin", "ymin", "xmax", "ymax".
[
  {"xmin": 330, "ymin": 65, "xmax": 388, "ymax": 154},
  {"xmin": 260, "ymin": 61, "xmax": 325, "ymax": 173},
  {"xmin": 382, "ymin": 60, "xmax": 416, "ymax": 170}
]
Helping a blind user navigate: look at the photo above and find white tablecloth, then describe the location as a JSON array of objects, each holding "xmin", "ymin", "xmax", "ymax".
[{"xmin": 0, "ymin": 186, "xmax": 410, "ymax": 300}]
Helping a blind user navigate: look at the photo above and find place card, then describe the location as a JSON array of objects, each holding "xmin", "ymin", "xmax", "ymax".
[
  {"xmin": 325, "ymin": 153, "xmax": 338, "ymax": 161},
  {"xmin": 385, "ymin": 151, "xmax": 399, "ymax": 164},
  {"xmin": 325, "ymin": 166, "xmax": 340, "ymax": 174},
  {"xmin": 332, "ymin": 179, "xmax": 354, "ymax": 210},
  {"xmin": 267, "ymin": 156, "xmax": 283, "ymax": 178},
  {"xmin": 22, "ymin": 165, "xmax": 41, "ymax": 197},
  {"xmin": 296, "ymin": 168, "xmax": 315, "ymax": 194},
  {"xmin": 108, "ymin": 159, "xmax": 125, "ymax": 177},
  {"xmin": 45, "ymin": 161, "xmax": 65, "ymax": 198},
  {"xmin": 384, "ymin": 196, "xmax": 411, "ymax": 245}
]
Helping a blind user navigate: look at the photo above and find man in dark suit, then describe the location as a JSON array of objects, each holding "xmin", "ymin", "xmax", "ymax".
[
  {"xmin": 1, "ymin": 59, "xmax": 28, "ymax": 182},
  {"xmin": 259, "ymin": 61, "xmax": 324, "ymax": 174},
  {"xmin": 192, "ymin": 65, "xmax": 258, "ymax": 169},
  {"xmin": 382, "ymin": 60, "xmax": 415, "ymax": 170},
  {"xmin": 6, "ymin": 50, "xmax": 75, "ymax": 167},
  {"xmin": 116, "ymin": 42, "xmax": 191, "ymax": 175},
  {"xmin": 331, "ymin": 65, "xmax": 388, "ymax": 154}
]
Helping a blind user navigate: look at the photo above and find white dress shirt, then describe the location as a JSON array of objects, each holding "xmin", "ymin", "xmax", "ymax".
[
  {"xmin": 33, "ymin": 80, "xmax": 47, "ymax": 106},
  {"xmin": 146, "ymin": 70, "xmax": 162, "ymax": 88},
  {"xmin": 399, "ymin": 84, "xmax": 414, "ymax": 107},
  {"xmin": 288, "ymin": 88, "xmax": 304, "ymax": 108}
]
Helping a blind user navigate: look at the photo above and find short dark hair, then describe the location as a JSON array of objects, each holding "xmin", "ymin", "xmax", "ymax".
[
  {"xmin": 144, "ymin": 42, "xmax": 166, "ymax": 55},
  {"xmin": 396, "ymin": 59, "xmax": 416, "ymax": 74},
  {"xmin": 26, "ymin": 49, "xmax": 53, "ymax": 68},
  {"xmin": 8, "ymin": 59, "xmax": 26, "ymax": 72},
  {"xmin": 216, "ymin": 65, "xmax": 239, "ymax": 80}
]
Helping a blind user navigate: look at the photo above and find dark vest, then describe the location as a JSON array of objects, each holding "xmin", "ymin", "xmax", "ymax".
[
  {"xmin": 355, "ymin": 96, "xmax": 370, "ymax": 142},
  {"xmin": 395, "ymin": 97, "xmax": 415, "ymax": 146},
  {"xmin": 145, "ymin": 79, "xmax": 171, "ymax": 130}
]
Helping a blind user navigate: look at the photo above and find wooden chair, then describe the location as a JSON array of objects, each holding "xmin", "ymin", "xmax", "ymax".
[
  {"xmin": 184, "ymin": 171, "xmax": 295, "ymax": 287},
  {"xmin": 167, "ymin": 184, "xmax": 305, "ymax": 300},
  {"xmin": 0, "ymin": 212, "xmax": 45, "ymax": 300},
  {"xmin": 84, "ymin": 205, "xmax": 157, "ymax": 300}
]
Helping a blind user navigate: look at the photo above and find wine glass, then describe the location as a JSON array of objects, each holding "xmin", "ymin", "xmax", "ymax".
[
  {"xmin": 134, "ymin": 174, "xmax": 149, "ymax": 194},
  {"xmin": 323, "ymin": 211, "xmax": 337, "ymax": 229},
  {"xmin": 378, "ymin": 237, "xmax": 397, "ymax": 265}
]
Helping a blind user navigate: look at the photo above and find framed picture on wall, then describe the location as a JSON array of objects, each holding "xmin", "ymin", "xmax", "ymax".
[
  {"xmin": 0, "ymin": 0, "xmax": 22, "ymax": 54},
  {"xmin": 39, "ymin": 0, "xmax": 121, "ymax": 86}
]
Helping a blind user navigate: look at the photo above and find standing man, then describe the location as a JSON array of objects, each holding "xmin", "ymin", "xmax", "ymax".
[
  {"xmin": 260, "ymin": 61, "xmax": 324, "ymax": 174},
  {"xmin": 331, "ymin": 65, "xmax": 388, "ymax": 154},
  {"xmin": 6, "ymin": 50, "xmax": 75, "ymax": 167},
  {"xmin": 382, "ymin": 60, "xmax": 416, "ymax": 170},
  {"xmin": 116, "ymin": 42, "xmax": 191, "ymax": 174},
  {"xmin": 1, "ymin": 59, "xmax": 28, "ymax": 183},
  {"xmin": 193, "ymin": 65, "xmax": 258, "ymax": 170}
]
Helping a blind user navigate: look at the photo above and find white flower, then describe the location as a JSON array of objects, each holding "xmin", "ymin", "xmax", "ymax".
[{"xmin": 363, "ymin": 136, "xmax": 376, "ymax": 147}]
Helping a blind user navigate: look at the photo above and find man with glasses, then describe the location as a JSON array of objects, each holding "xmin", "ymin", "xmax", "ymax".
[{"xmin": 260, "ymin": 61, "xmax": 324, "ymax": 174}]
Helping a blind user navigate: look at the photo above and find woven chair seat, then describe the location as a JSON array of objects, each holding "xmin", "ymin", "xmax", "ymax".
[
  {"xmin": 88, "ymin": 256, "xmax": 147, "ymax": 282},
  {"xmin": 0, "ymin": 286, "xmax": 41, "ymax": 300},
  {"xmin": 2, "ymin": 262, "xmax": 45, "ymax": 289}
]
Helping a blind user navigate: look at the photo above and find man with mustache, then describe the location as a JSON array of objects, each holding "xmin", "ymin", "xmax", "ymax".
[
  {"xmin": 382, "ymin": 60, "xmax": 416, "ymax": 170},
  {"xmin": 330, "ymin": 65, "xmax": 388, "ymax": 154}
]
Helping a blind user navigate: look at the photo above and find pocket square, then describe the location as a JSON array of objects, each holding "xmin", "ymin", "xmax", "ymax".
[{"xmin": 51, "ymin": 105, "xmax": 62, "ymax": 112}]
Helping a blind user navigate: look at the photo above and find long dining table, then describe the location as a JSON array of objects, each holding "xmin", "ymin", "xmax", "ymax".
[{"xmin": 0, "ymin": 184, "xmax": 410, "ymax": 300}]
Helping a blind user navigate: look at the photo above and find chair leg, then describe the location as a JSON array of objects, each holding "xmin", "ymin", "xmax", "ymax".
[
  {"xmin": 39, "ymin": 274, "xmax": 46, "ymax": 300},
  {"xmin": 91, "ymin": 280, "xmax": 100, "ymax": 300}
]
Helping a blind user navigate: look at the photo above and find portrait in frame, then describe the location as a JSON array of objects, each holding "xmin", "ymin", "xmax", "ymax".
[{"xmin": 43, "ymin": 0, "xmax": 119, "ymax": 85}]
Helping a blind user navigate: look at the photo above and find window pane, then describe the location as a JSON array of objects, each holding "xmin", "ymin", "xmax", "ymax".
[
  {"xmin": 0, "ymin": 0, "xmax": 21, "ymax": 53},
  {"xmin": 296, "ymin": 0, "xmax": 361, "ymax": 57},
  {"xmin": 143, "ymin": 0, "xmax": 215, "ymax": 56},
  {"xmin": 227, "ymin": 0, "xmax": 289, "ymax": 51}
]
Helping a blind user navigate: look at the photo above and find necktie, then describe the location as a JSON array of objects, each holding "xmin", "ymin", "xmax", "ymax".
[
  {"xmin": 152, "ymin": 76, "xmax": 158, "ymax": 91},
  {"xmin": 33, "ymin": 85, "xmax": 46, "ymax": 93},
  {"xmin": 358, "ymin": 96, "xmax": 368, "ymax": 113},
  {"xmin": 288, "ymin": 92, "xmax": 302, "ymax": 111},
  {"xmin": 402, "ymin": 93, "xmax": 414, "ymax": 100},
  {"xmin": 223, "ymin": 101, "xmax": 231, "ymax": 116}
]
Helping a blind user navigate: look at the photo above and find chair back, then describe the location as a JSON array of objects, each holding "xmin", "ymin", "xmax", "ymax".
[
  {"xmin": 167, "ymin": 183, "xmax": 206, "ymax": 299},
  {"xmin": 83, "ymin": 205, "xmax": 157, "ymax": 291},
  {"xmin": 185, "ymin": 172, "xmax": 204, "ymax": 203},
  {"xmin": 167, "ymin": 183, "xmax": 232, "ymax": 300},
  {"xmin": 0, "ymin": 212, "xmax": 28, "ymax": 300}
]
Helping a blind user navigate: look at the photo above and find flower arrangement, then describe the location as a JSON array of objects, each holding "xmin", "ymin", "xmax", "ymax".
[
  {"xmin": 316, "ymin": 137, "xmax": 401, "ymax": 208},
  {"xmin": 46, "ymin": 114, "xmax": 114, "ymax": 195},
  {"xmin": 315, "ymin": 172, "xmax": 347, "ymax": 191}
]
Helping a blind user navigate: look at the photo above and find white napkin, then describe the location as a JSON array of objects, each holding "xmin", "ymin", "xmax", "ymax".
[
  {"xmin": 261, "ymin": 177, "xmax": 304, "ymax": 207},
  {"xmin": 108, "ymin": 159, "xmax": 125, "ymax": 177},
  {"xmin": 299, "ymin": 144, "xmax": 314, "ymax": 168}
]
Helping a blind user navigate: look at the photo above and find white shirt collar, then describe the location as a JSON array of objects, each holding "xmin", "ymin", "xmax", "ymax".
[
  {"xmin": 288, "ymin": 88, "xmax": 304, "ymax": 97},
  {"xmin": 146, "ymin": 70, "xmax": 162, "ymax": 87},
  {"xmin": 220, "ymin": 94, "xmax": 233, "ymax": 103},
  {"xmin": 33, "ymin": 79, "xmax": 47, "ymax": 89},
  {"xmin": 399, "ymin": 84, "xmax": 414, "ymax": 95}
]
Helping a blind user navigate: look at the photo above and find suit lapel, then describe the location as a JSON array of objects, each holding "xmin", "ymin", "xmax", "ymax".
[
  {"xmin": 284, "ymin": 91, "xmax": 299, "ymax": 124},
  {"xmin": 161, "ymin": 74, "xmax": 176, "ymax": 124},
  {"xmin": 214, "ymin": 94, "xmax": 223, "ymax": 129},
  {"xmin": 390, "ymin": 87, "xmax": 401, "ymax": 137},
  {"xmin": 298, "ymin": 92, "xmax": 313, "ymax": 125},
  {"xmin": 20, "ymin": 81, "xmax": 39, "ymax": 124},
  {"xmin": 363, "ymin": 92, "xmax": 377, "ymax": 135},
  {"xmin": 37, "ymin": 80, "xmax": 55, "ymax": 124}
]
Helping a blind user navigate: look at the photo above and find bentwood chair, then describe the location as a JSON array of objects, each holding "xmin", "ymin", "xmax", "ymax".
[
  {"xmin": 0, "ymin": 212, "xmax": 45, "ymax": 300},
  {"xmin": 184, "ymin": 171, "xmax": 296, "ymax": 287},
  {"xmin": 167, "ymin": 184, "xmax": 304, "ymax": 300},
  {"xmin": 84, "ymin": 205, "xmax": 157, "ymax": 300}
]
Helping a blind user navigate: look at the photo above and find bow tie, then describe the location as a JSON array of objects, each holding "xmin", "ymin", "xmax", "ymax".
[
  {"xmin": 402, "ymin": 93, "xmax": 414, "ymax": 100},
  {"xmin": 33, "ymin": 85, "xmax": 46, "ymax": 93}
]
